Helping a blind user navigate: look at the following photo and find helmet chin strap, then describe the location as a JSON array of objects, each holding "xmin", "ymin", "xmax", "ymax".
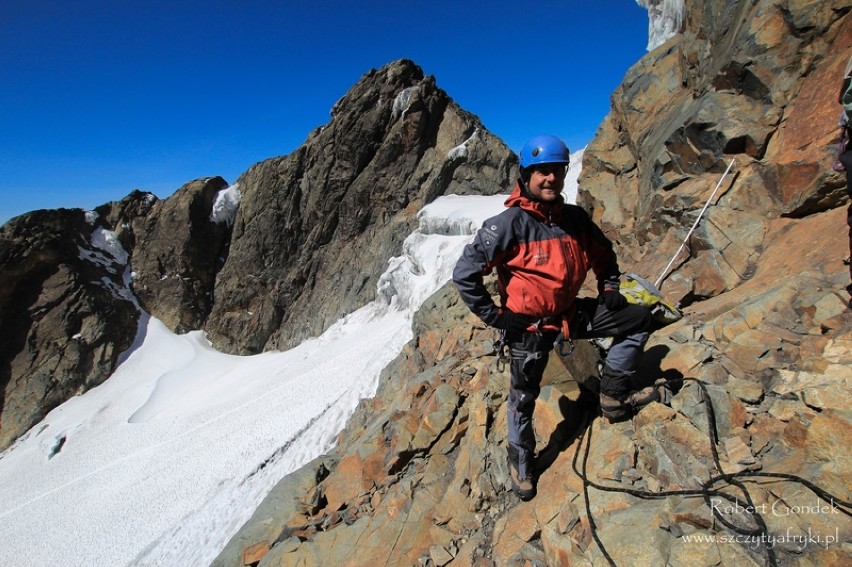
[{"xmin": 518, "ymin": 173, "xmax": 536, "ymax": 201}]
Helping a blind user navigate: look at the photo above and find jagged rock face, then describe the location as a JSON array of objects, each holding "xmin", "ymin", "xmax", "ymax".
[
  {"xmin": 581, "ymin": 0, "xmax": 851, "ymax": 304},
  {"xmin": 0, "ymin": 209, "xmax": 138, "ymax": 450},
  {"xmin": 204, "ymin": 59, "xmax": 516, "ymax": 354},
  {"xmin": 117, "ymin": 177, "xmax": 232, "ymax": 333}
]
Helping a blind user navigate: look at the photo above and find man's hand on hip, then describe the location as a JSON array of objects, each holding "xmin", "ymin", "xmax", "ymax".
[{"xmin": 493, "ymin": 309, "xmax": 537, "ymax": 337}]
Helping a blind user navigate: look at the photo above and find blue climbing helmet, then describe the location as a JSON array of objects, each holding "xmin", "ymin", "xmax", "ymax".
[{"xmin": 519, "ymin": 134, "xmax": 570, "ymax": 170}]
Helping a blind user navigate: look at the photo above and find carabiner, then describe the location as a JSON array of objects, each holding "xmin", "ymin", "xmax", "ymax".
[
  {"xmin": 553, "ymin": 331, "xmax": 575, "ymax": 357},
  {"xmin": 494, "ymin": 330, "xmax": 510, "ymax": 372}
]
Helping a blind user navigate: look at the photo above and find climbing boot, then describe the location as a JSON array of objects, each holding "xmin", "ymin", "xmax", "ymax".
[
  {"xmin": 599, "ymin": 392, "xmax": 628, "ymax": 422},
  {"xmin": 626, "ymin": 386, "xmax": 659, "ymax": 408},
  {"xmin": 600, "ymin": 386, "xmax": 660, "ymax": 422},
  {"xmin": 509, "ymin": 460, "xmax": 536, "ymax": 501},
  {"xmin": 655, "ymin": 378, "xmax": 675, "ymax": 405}
]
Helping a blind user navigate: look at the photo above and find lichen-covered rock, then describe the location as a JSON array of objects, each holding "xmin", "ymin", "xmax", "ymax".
[{"xmin": 581, "ymin": 0, "xmax": 852, "ymax": 307}]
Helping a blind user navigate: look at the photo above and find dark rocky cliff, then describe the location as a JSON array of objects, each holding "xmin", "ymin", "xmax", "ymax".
[
  {"xmin": 213, "ymin": 1, "xmax": 852, "ymax": 565},
  {"xmin": 0, "ymin": 209, "xmax": 138, "ymax": 450},
  {"xmin": 204, "ymin": 61, "xmax": 515, "ymax": 354},
  {"xmin": 0, "ymin": 59, "xmax": 515, "ymax": 450}
]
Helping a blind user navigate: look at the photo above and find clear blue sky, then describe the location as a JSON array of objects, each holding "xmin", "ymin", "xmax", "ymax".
[{"xmin": 0, "ymin": 0, "xmax": 649, "ymax": 225}]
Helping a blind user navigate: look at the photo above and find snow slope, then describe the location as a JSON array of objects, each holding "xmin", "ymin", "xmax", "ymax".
[
  {"xmin": 0, "ymin": 194, "xmax": 504, "ymax": 566},
  {"xmin": 0, "ymin": 159, "xmax": 581, "ymax": 566}
]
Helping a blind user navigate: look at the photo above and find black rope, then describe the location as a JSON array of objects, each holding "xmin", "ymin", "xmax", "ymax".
[{"xmin": 571, "ymin": 378, "xmax": 852, "ymax": 566}]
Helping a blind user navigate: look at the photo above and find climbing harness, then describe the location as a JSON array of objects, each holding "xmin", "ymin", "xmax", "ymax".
[
  {"xmin": 572, "ymin": 378, "xmax": 852, "ymax": 567},
  {"xmin": 509, "ymin": 345, "xmax": 544, "ymax": 375},
  {"xmin": 492, "ymin": 316, "xmax": 575, "ymax": 371},
  {"xmin": 492, "ymin": 330, "xmax": 544, "ymax": 374}
]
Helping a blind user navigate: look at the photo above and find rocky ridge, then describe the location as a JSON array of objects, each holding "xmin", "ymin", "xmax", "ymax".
[
  {"xmin": 213, "ymin": 1, "xmax": 852, "ymax": 565},
  {"xmin": 204, "ymin": 62, "xmax": 515, "ymax": 354},
  {"xmin": 0, "ymin": 59, "xmax": 515, "ymax": 450}
]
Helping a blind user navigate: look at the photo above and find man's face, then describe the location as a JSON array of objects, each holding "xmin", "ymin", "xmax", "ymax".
[{"xmin": 527, "ymin": 163, "xmax": 566, "ymax": 201}]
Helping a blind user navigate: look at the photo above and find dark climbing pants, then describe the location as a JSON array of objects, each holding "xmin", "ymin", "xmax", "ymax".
[{"xmin": 506, "ymin": 298, "xmax": 652, "ymax": 478}]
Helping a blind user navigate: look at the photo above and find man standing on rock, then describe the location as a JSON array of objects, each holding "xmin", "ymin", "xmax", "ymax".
[{"xmin": 453, "ymin": 134, "xmax": 659, "ymax": 501}]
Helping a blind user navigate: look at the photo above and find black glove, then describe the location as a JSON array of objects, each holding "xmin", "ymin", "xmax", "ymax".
[
  {"xmin": 492, "ymin": 309, "xmax": 536, "ymax": 337},
  {"xmin": 599, "ymin": 288, "xmax": 628, "ymax": 311}
]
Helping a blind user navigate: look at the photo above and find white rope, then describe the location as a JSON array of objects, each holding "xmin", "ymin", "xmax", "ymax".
[{"xmin": 654, "ymin": 158, "xmax": 736, "ymax": 289}]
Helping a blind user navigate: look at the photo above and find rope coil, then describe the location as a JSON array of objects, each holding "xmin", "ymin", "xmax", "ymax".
[{"xmin": 571, "ymin": 378, "xmax": 852, "ymax": 567}]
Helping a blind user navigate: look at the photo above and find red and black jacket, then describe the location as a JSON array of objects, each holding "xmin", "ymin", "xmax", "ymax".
[{"xmin": 453, "ymin": 182, "xmax": 621, "ymax": 326}]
